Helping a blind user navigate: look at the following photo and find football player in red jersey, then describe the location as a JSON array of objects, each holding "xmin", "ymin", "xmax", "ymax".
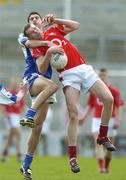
[
  {"xmin": 23, "ymin": 14, "xmax": 115, "ymax": 173},
  {"xmin": 79, "ymin": 68, "xmax": 124, "ymax": 173},
  {"xmin": 0, "ymin": 78, "xmax": 27, "ymax": 162}
]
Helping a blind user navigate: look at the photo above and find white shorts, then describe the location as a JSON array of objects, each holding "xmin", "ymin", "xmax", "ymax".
[
  {"xmin": 91, "ymin": 117, "xmax": 117, "ymax": 137},
  {"xmin": 59, "ymin": 64, "xmax": 99, "ymax": 94},
  {"xmin": 30, "ymin": 93, "xmax": 57, "ymax": 105},
  {"xmin": 4, "ymin": 113, "xmax": 21, "ymax": 129}
]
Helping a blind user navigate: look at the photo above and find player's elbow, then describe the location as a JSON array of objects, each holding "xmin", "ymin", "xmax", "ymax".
[
  {"xmin": 38, "ymin": 64, "xmax": 50, "ymax": 74},
  {"xmin": 74, "ymin": 22, "xmax": 80, "ymax": 30},
  {"xmin": 25, "ymin": 40, "xmax": 33, "ymax": 48},
  {"xmin": 38, "ymin": 67, "xmax": 47, "ymax": 74}
]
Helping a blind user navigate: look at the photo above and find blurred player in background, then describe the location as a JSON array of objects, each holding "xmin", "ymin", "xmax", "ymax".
[
  {"xmin": 79, "ymin": 68, "xmax": 124, "ymax": 173},
  {"xmin": 0, "ymin": 78, "xmax": 26, "ymax": 162},
  {"xmin": 24, "ymin": 14, "xmax": 116, "ymax": 174},
  {"xmin": 0, "ymin": 81, "xmax": 28, "ymax": 105}
]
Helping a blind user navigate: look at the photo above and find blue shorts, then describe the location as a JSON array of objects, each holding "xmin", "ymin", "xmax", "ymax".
[{"xmin": 23, "ymin": 73, "xmax": 41, "ymax": 89}]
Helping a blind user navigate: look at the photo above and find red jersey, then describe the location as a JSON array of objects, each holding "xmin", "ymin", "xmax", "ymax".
[
  {"xmin": 3, "ymin": 90, "xmax": 25, "ymax": 115},
  {"xmin": 32, "ymin": 24, "xmax": 86, "ymax": 71},
  {"xmin": 88, "ymin": 84, "xmax": 124, "ymax": 118}
]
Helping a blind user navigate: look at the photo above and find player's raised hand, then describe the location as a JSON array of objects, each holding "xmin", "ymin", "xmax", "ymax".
[{"xmin": 42, "ymin": 14, "xmax": 56, "ymax": 25}]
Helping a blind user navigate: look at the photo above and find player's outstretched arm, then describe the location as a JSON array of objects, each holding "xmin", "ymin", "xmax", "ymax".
[
  {"xmin": 18, "ymin": 33, "xmax": 52, "ymax": 49},
  {"xmin": 42, "ymin": 14, "xmax": 80, "ymax": 34},
  {"xmin": 54, "ymin": 18, "xmax": 80, "ymax": 34},
  {"xmin": 25, "ymin": 39, "xmax": 52, "ymax": 48}
]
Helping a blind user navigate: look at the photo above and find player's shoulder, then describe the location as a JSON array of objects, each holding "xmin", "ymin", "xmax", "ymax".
[
  {"xmin": 18, "ymin": 33, "xmax": 25, "ymax": 40},
  {"xmin": 18, "ymin": 33, "xmax": 28, "ymax": 45}
]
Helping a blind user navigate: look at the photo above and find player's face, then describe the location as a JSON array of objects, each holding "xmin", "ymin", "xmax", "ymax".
[
  {"xmin": 99, "ymin": 72, "xmax": 108, "ymax": 82},
  {"xmin": 26, "ymin": 25, "xmax": 42, "ymax": 40},
  {"xmin": 29, "ymin": 14, "xmax": 42, "ymax": 28}
]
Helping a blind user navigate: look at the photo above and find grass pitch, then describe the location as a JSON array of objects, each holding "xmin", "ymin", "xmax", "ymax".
[{"xmin": 0, "ymin": 156, "xmax": 126, "ymax": 180}]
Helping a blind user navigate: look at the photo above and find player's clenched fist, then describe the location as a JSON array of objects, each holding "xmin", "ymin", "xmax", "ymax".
[{"xmin": 42, "ymin": 14, "xmax": 56, "ymax": 24}]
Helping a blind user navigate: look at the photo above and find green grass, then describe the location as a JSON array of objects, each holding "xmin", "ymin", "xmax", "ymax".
[{"xmin": 0, "ymin": 156, "xmax": 126, "ymax": 180}]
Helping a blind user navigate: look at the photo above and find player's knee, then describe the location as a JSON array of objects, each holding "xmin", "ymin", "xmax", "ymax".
[
  {"xmin": 69, "ymin": 110, "xmax": 78, "ymax": 123},
  {"xmin": 102, "ymin": 93, "xmax": 113, "ymax": 106},
  {"xmin": 49, "ymin": 82, "xmax": 58, "ymax": 93}
]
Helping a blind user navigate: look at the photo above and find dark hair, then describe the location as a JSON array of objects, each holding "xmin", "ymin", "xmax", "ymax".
[
  {"xmin": 100, "ymin": 68, "xmax": 107, "ymax": 73},
  {"xmin": 23, "ymin": 23, "xmax": 31, "ymax": 37},
  {"xmin": 27, "ymin": 11, "xmax": 42, "ymax": 22}
]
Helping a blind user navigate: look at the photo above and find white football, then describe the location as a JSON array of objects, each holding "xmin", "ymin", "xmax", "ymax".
[{"xmin": 51, "ymin": 53, "xmax": 68, "ymax": 70}]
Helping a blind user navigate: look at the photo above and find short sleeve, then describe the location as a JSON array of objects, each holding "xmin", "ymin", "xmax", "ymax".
[{"xmin": 113, "ymin": 89, "xmax": 124, "ymax": 107}]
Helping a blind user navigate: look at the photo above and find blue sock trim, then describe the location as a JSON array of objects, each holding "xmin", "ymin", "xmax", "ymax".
[
  {"xmin": 23, "ymin": 153, "xmax": 33, "ymax": 169},
  {"xmin": 25, "ymin": 108, "xmax": 37, "ymax": 119}
]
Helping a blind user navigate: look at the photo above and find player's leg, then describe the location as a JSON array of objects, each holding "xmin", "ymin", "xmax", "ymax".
[
  {"xmin": 30, "ymin": 77, "xmax": 57, "ymax": 109},
  {"xmin": 14, "ymin": 127, "xmax": 23, "ymax": 162},
  {"xmin": 90, "ymin": 79, "xmax": 113, "ymax": 125},
  {"xmin": 8, "ymin": 114, "xmax": 23, "ymax": 162},
  {"xmin": 104, "ymin": 118, "xmax": 116, "ymax": 173},
  {"xmin": 89, "ymin": 79, "xmax": 115, "ymax": 151},
  {"xmin": 104, "ymin": 138, "xmax": 115, "ymax": 174},
  {"xmin": 27, "ymin": 104, "xmax": 48, "ymax": 154},
  {"xmin": 92, "ymin": 118, "xmax": 105, "ymax": 173},
  {"xmin": 1, "ymin": 128, "xmax": 13, "ymax": 162},
  {"xmin": 63, "ymin": 86, "xmax": 80, "ymax": 173},
  {"xmin": 93, "ymin": 133, "xmax": 105, "ymax": 173},
  {"xmin": 20, "ymin": 103, "xmax": 48, "ymax": 179},
  {"xmin": 104, "ymin": 150, "xmax": 112, "ymax": 173},
  {"xmin": 20, "ymin": 76, "xmax": 57, "ymax": 128}
]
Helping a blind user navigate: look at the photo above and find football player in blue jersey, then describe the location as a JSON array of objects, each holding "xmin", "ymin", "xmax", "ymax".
[
  {"xmin": 18, "ymin": 32, "xmax": 64, "ymax": 128},
  {"xmin": 18, "ymin": 12, "xmax": 64, "ymax": 180}
]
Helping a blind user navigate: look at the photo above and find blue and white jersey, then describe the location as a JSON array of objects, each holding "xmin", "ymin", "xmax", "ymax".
[{"xmin": 18, "ymin": 33, "xmax": 52, "ymax": 79}]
